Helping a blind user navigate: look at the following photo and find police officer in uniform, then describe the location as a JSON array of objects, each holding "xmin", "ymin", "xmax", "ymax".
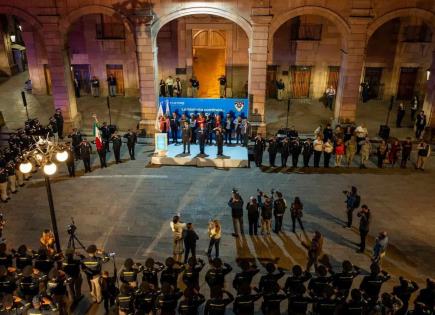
[
  {"xmin": 281, "ymin": 137, "xmax": 290, "ymax": 167},
  {"xmin": 155, "ymin": 282, "xmax": 183, "ymax": 314},
  {"xmin": 232, "ymin": 260, "xmax": 259, "ymax": 295},
  {"xmin": 178, "ymin": 288, "xmax": 205, "ymax": 315},
  {"xmin": 65, "ymin": 144, "xmax": 75, "ymax": 177},
  {"xmin": 112, "ymin": 133, "xmax": 123, "ymax": 164},
  {"xmin": 181, "ymin": 121, "xmax": 192, "ymax": 155},
  {"xmin": 359, "ymin": 263, "xmax": 390, "ymax": 309},
  {"xmin": 160, "ymin": 257, "xmax": 184, "ymax": 291},
  {"xmin": 307, "ymin": 265, "xmax": 333, "ymax": 300},
  {"xmin": 204, "ymin": 287, "xmax": 234, "ymax": 315},
  {"xmin": 254, "ymin": 134, "xmax": 266, "ymax": 167},
  {"xmin": 330, "ymin": 260, "xmax": 360, "ymax": 299},
  {"xmin": 117, "ymin": 284, "xmax": 135, "ymax": 315},
  {"xmin": 284, "ymin": 266, "xmax": 313, "ymax": 315},
  {"xmin": 260, "ymin": 287, "xmax": 287, "ymax": 315},
  {"xmin": 14, "ymin": 245, "xmax": 34, "ymax": 271},
  {"xmin": 0, "ymin": 266, "xmax": 16, "ymax": 296},
  {"xmin": 205, "ymin": 258, "xmax": 232, "ymax": 290},
  {"xmin": 302, "ymin": 138, "xmax": 314, "ymax": 167},
  {"xmin": 81, "ymin": 245, "xmax": 109, "ymax": 304},
  {"xmin": 182, "ymin": 257, "xmax": 205, "ymax": 291},
  {"xmin": 54, "ymin": 109, "xmax": 64, "ymax": 139},
  {"xmin": 268, "ymin": 137, "xmax": 278, "ymax": 167},
  {"xmin": 79, "ymin": 138, "xmax": 92, "ymax": 173},
  {"xmin": 0, "ymin": 244, "xmax": 13, "ymax": 269},
  {"xmin": 233, "ymin": 283, "xmax": 262, "ymax": 315},
  {"xmin": 120, "ymin": 258, "xmax": 140, "ymax": 288},
  {"xmin": 46, "ymin": 268, "xmax": 68, "ymax": 315},
  {"xmin": 134, "ymin": 281, "xmax": 160, "ymax": 314},
  {"xmin": 17, "ymin": 265, "xmax": 40, "ymax": 302},
  {"xmin": 259, "ymin": 263, "xmax": 285, "ymax": 295},
  {"xmin": 142, "ymin": 258, "xmax": 165, "ymax": 289},
  {"xmin": 342, "ymin": 289, "xmax": 368, "ymax": 315},
  {"xmin": 62, "ymin": 248, "xmax": 82, "ymax": 303},
  {"xmin": 99, "ymin": 122, "xmax": 112, "ymax": 153},
  {"xmin": 123, "ymin": 130, "xmax": 137, "ymax": 160},
  {"xmin": 214, "ymin": 126, "xmax": 224, "ymax": 157}
]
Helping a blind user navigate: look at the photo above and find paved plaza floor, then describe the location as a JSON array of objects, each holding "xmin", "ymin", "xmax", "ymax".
[
  {"xmin": 1, "ymin": 141, "xmax": 434, "ymax": 314},
  {"xmin": 0, "ymin": 72, "xmax": 417, "ymax": 140}
]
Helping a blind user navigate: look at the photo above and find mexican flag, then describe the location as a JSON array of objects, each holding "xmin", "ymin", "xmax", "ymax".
[
  {"xmin": 155, "ymin": 101, "xmax": 164, "ymax": 130},
  {"xmin": 93, "ymin": 121, "xmax": 103, "ymax": 151}
]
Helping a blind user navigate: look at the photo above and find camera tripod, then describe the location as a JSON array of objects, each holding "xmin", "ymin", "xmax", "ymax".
[{"xmin": 67, "ymin": 231, "xmax": 86, "ymax": 251}]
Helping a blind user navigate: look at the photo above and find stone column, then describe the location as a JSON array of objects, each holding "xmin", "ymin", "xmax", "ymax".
[
  {"xmin": 136, "ymin": 21, "xmax": 158, "ymax": 135},
  {"xmin": 21, "ymin": 30, "xmax": 46, "ymax": 95},
  {"xmin": 41, "ymin": 19, "xmax": 78, "ymax": 132},
  {"xmin": 249, "ymin": 15, "xmax": 272, "ymax": 135},
  {"xmin": 422, "ymin": 51, "xmax": 435, "ymax": 127},
  {"xmin": 335, "ymin": 17, "xmax": 370, "ymax": 124}
]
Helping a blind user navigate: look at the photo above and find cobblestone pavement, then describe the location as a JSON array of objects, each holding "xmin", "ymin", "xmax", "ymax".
[
  {"xmin": 0, "ymin": 72, "xmax": 417, "ymax": 140},
  {"xmin": 1, "ymin": 141, "xmax": 434, "ymax": 314}
]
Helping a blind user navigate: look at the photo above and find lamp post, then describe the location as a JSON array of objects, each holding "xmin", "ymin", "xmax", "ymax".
[{"xmin": 19, "ymin": 137, "xmax": 69, "ymax": 253}]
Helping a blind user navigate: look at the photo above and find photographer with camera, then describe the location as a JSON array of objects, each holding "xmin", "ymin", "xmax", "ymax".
[
  {"xmin": 228, "ymin": 189, "xmax": 244, "ymax": 237},
  {"xmin": 343, "ymin": 186, "xmax": 360, "ymax": 229},
  {"xmin": 80, "ymin": 244, "xmax": 110, "ymax": 304}
]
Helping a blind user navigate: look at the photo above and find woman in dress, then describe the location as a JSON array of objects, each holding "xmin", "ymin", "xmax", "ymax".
[{"xmin": 170, "ymin": 215, "xmax": 186, "ymax": 263}]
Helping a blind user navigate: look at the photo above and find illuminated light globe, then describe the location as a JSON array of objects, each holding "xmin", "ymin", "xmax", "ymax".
[
  {"xmin": 19, "ymin": 162, "xmax": 33, "ymax": 174},
  {"xmin": 56, "ymin": 150, "xmax": 68, "ymax": 162},
  {"xmin": 43, "ymin": 163, "xmax": 57, "ymax": 176}
]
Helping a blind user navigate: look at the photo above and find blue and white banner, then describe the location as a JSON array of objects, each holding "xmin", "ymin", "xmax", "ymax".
[{"xmin": 158, "ymin": 97, "xmax": 249, "ymax": 118}]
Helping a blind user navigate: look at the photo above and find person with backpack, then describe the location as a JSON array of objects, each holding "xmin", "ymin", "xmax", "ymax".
[
  {"xmin": 344, "ymin": 186, "xmax": 360, "ymax": 229},
  {"xmin": 273, "ymin": 191, "xmax": 287, "ymax": 233}
]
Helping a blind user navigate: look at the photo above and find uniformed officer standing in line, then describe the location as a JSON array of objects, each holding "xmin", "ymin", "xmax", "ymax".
[
  {"xmin": 302, "ymin": 138, "xmax": 314, "ymax": 167},
  {"xmin": 81, "ymin": 245, "xmax": 109, "ymax": 304},
  {"xmin": 204, "ymin": 287, "xmax": 234, "ymax": 315},
  {"xmin": 62, "ymin": 248, "xmax": 82, "ymax": 303},
  {"xmin": 112, "ymin": 133, "xmax": 122, "ymax": 164},
  {"xmin": 96, "ymin": 139, "xmax": 108, "ymax": 169},
  {"xmin": 197, "ymin": 124, "xmax": 207, "ymax": 155},
  {"xmin": 69, "ymin": 128, "xmax": 83, "ymax": 160},
  {"xmin": 79, "ymin": 138, "xmax": 92, "ymax": 173},
  {"xmin": 65, "ymin": 144, "xmax": 75, "ymax": 177},
  {"xmin": 268, "ymin": 137, "xmax": 278, "ymax": 167},
  {"xmin": 215, "ymin": 126, "xmax": 225, "ymax": 156},
  {"xmin": 123, "ymin": 129, "xmax": 137, "ymax": 160},
  {"xmin": 120, "ymin": 258, "xmax": 140, "ymax": 288},
  {"xmin": 99, "ymin": 122, "xmax": 112, "ymax": 153},
  {"xmin": 181, "ymin": 121, "xmax": 192, "ymax": 155},
  {"xmin": 254, "ymin": 134, "xmax": 266, "ymax": 167},
  {"xmin": 0, "ymin": 167, "xmax": 9, "ymax": 203},
  {"xmin": 117, "ymin": 284, "xmax": 135, "ymax": 315}
]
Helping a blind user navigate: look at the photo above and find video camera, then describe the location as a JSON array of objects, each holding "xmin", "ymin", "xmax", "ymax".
[{"xmin": 67, "ymin": 217, "xmax": 77, "ymax": 235}]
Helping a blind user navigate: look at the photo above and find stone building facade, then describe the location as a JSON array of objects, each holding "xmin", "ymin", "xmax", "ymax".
[{"xmin": 1, "ymin": 0, "xmax": 435, "ymax": 134}]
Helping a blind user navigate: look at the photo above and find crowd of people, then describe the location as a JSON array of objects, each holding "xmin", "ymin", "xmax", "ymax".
[{"xmin": 251, "ymin": 119, "xmax": 431, "ymax": 170}]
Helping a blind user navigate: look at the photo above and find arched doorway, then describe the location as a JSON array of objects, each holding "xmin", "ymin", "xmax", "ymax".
[
  {"xmin": 363, "ymin": 9, "xmax": 435, "ymax": 138},
  {"xmin": 155, "ymin": 14, "xmax": 249, "ymax": 99},
  {"xmin": 268, "ymin": 13, "xmax": 347, "ymax": 134}
]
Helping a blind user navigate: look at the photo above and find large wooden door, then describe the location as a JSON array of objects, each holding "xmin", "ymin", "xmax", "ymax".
[
  {"xmin": 106, "ymin": 64, "xmax": 125, "ymax": 96},
  {"xmin": 266, "ymin": 65, "xmax": 277, "ymax": 99},
  {"xmin": 397, "ymin": 67, "xmax": 418, "ymax": 100},
  {"xmin": 364, "ymin": 67, "xmax": 383, "ymax": 99},
  {"xmin": 43, "ymin": 64, "xmax": 52, "ymax": 95},
  {"xmin": 72, "ymin": 64, "xmax": 91, "ymax": 94},
  {"xmin": 289, "ymin": 66, "xmax": 311, "ymax": 98},
  {"xmin": 327, "ymin": 66, "xmax": 340, "ymax": 90},
  {"xmin": 192, "ymin": 48, "xmax": 225, "ymax": 98}
]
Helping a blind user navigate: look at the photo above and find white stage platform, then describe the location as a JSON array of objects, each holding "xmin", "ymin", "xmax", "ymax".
[{"xmin": 151, "ymin": 143, "xmax": 249, "ymax": 168}]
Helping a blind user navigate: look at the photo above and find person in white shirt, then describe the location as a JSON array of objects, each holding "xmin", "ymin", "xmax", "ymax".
[
  {"xmin": 166, "ymin": 76, "xmax": 175, "ymax": 97},
  {"xmin": 323, "ymin": 139, "xmax": 334, "ymax": 168},
  {"xmin": 325, "ymin": 85, "xmax": 336, "ymax": 110},
  {"xmin": 355, "ymin": 123, "xmax": 368, "ymax": 153},
  {"xmin": 313, "ymin": 136, "xmax": 324, "ymax": 168},
  {"xmin": 170, "ymin": 215, "xmax": 186, "ymax": 263}
]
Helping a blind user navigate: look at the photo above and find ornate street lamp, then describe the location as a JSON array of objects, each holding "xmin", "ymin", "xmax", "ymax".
[{"xmin": 19, "ymin": 136, "xmax": 69, "ymax": 252}]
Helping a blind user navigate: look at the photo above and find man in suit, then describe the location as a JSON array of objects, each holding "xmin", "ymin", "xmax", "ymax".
[
  {"xmin": 197, "ymin": 124, "xmax": 207, "ymax": 155},
  {"xmin": 123, "ymin": 130, "xmax": 137, "ymax": 160},
  {"xmin": 181, "ymin": 121, "xmax": 192, "ymax": 154}
]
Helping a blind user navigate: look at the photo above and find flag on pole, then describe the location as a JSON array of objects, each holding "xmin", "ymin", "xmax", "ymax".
[
  {"xmin": 155, "ymin": 101, "xmax": 164, "ymax": 130},
  {"xmin": 93, "ymin": 120, "xmax": 103, "ymax": 151},
  {"xmin": 165, "ymin": 99, "xmax": 170, "ymax": 115}
]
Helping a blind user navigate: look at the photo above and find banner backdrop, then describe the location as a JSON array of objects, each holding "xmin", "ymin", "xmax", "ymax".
[{"xmin": 158, "ymin": 97, "xmax": 249, "ymax": 118}]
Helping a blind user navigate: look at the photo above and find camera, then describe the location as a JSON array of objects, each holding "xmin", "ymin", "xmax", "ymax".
[{"xmin": 67, "ymin": 224, "xmax": 76, "ymax": 235}]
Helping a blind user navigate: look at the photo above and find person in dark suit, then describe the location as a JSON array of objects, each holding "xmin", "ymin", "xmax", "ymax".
[
  {"xmin": 170, "ymin": 112, "xmax": 179, "ymax": 144},
  {"xmin": 268, "ymin": 137, "xmax": 278, "ymax": 167},
  {"xmin": 181, "ymin": 121, "xmax": 192, "ymax": 154},
  {"xmin": 197, "ymin": 124, "xmax": 207, "ymax": 155},
  {"xmin": 79, "ymin": 138, "xmax": 92, "ymax": 173},
  {"xmin": 111, "ymin": 133, "xmax": 122, "ymax": 164},
  {"xmin": 123, "ymin": 130, "xmax": 137, "ymax": 160},
  {"xmin": 183, "ymin": 223, "xmax": 199, "ymax": 264},
  {"xmin": 254, "ymin": 134, "xmax": 266, "ymax": 167},
  {"xmin": 215, "ymin": 126, "xmax": 225, "ymax": 156}
]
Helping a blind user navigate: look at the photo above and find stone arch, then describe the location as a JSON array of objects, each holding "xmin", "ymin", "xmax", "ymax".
[
  {"xmin": 0, "ymin": 5, "xmax": 43, "ymax": 32},
  {"xmin": 269, "ymin": 6, "xmax": 351, "ymax": 50},
  {"xmin": 59, "ymin": 5, "xmax": 134, "ymax": 39},
  {"xmin": 151, "ymin": 7, "xmax": 252, "ymax": 44},
  {"xmin": 367, "ymin": 8, "xmax": 435, "ymax": 40}
]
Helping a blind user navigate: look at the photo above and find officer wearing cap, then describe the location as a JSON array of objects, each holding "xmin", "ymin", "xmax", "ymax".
[
  {"xmin": 116, "ymin": 284, "xmax": 135, "ymax": 315},
  {"xmin": 18, "ymin": 265, "xmax": 40, "ymax": 301},
  {"xmin": 111, "ymin": 133, "xmax": 123, "ymax": 164},
  {"xmin": 120, "ymin": 258, "xmax": 140, "ymax": 288},
  {"xmin": 81, "ymin": 245, "xmax": 108, "ymax": 304},
  {"xmin": 62, "ymin": 248, "xmax": 82, "ymax": 302}
]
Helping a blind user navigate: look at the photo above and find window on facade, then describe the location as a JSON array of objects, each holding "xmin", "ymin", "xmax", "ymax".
[
  {"xmin": 402, "ymin": 24, "xmax": 432, "ymax": 42},
  {"xmin": 96, "ymin": 14, "xmax": 125, "ymax": 40}
]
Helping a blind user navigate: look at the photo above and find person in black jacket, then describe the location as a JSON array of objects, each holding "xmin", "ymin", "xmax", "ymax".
[
  {"xmin": 215, "ymin": 126, "xmax": 225, "ymax": 156},
  {"xmin": 134, "ymin": 281, "xmax": 160, "ymax": 314},
  {"xmin": 273, "ymin": 191, "xmax": 287, "ymax": 233},
  {"xmin": 341, "ymin": 289, "xmax": 368, "ymax": 315},
  {"xmin": 254, "ymin": 134, "xmax": 266, "ymax": 167},
  {"xmin": 205, "ymin": 258, "xmax": 232, "ymax": 290},
  {"xmin": 183, "ymin": 223, "xmax": 199, "ymax": 264},
  {"xmin": 54, "ymin": 109, "xmax": 64, "ymax": 139},
  {"xmin": 69, "ymin": 128, "xmax": 83, "ymax": 160},
  {"xmin": 393, "ymin": 277, "xmax": 420, "ymax": 315},
  {"xmin": 259, "ymin": 263, "xmax": 285, "ymax": 295},
  {"xmin": 290, "ymin": 138, "xmax": 302, "ymax": 167},
  {"xmin": 155, "ymin": 282, "xmax": 183, "ymax": 315},
  {"xmin": 356, "ymin": 205, "xmax": 370, "ymax": 253},
  {"xmin": 281, "ymin": 137, "xmax": 290, "ymax": 167},
  {"xmin": 284, "ymin": 265, "xmax": 313, "ymax": 315},
  {"xmin": 142, "ymin": 257, "xmax": 165, "ymax": 289},
  {"xmin": 160, "ymin": 257, "xmax": 184, "ymax": 291},
  {"xmin": 233, "ymin": 260, "xmax": 260, "ymax": 295},
  {"xmin": 204, "ymin": 286, "xmax": 234, "ymax": 315},
  {"xmin": 302, "ymin": 138, "xmax": 313, "ymax": 167},
  {"xmin": 228, "ymin": 191, "xmax": 244, "ymax": 237},
  {"xmin": 79, "ymin": 139, "xmax": 92, "ymax": 173},
  {"xmin": 61, "ymin": 248, "xmax": 82, "ymax": 302},
  {"xmin": 233, "ymin": 283, "xmax": 262, "ymax": 315},
  {"xmin": 307, "ymin": 265, "xmax": 333, "ymax": 299},
  {"xmin": 330, "ymin": 260, "xmax": 360, "ymax": 299},
  {"xmin": 99, "ymin": 122, "xmax": 112, "ymax": 153},
  {"xmin": 268, "ymin": 137, "xmax": 278, "ymax": 167},
  {"xmin": 120, "ymin": 258, "xmax": 140, "ymax": 288},
  {"xmin": 170, "ymin": 112, "xmax": 179, "ymax": 144},
  {"xmin": 65, "ymin": 144, "xmax": 75, "ymax": 177},
  {"xmin": 123, "ymin": 129, "xmax": 137, "ymax": 160},
  {"xmin": 359, "ymin": 263, "xmax": 390, "ymax": 307},
  {"xmin": 246, "ymin": 197, "xmax": 260, "ymax": 236},
  {"xmin": 182, "ymin": 257, "xmax": 205, "ymax": 291},
  {"xmin": 111, "ymin": 133, "xmax": 122, "ymax": 164},
  {"xmin": 116, "ymin": 284, "xmax": 135, "ymax": 315},
  {"xmin": 178, "ymin": 287, "xmax": 205, "ymax": 315}
]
